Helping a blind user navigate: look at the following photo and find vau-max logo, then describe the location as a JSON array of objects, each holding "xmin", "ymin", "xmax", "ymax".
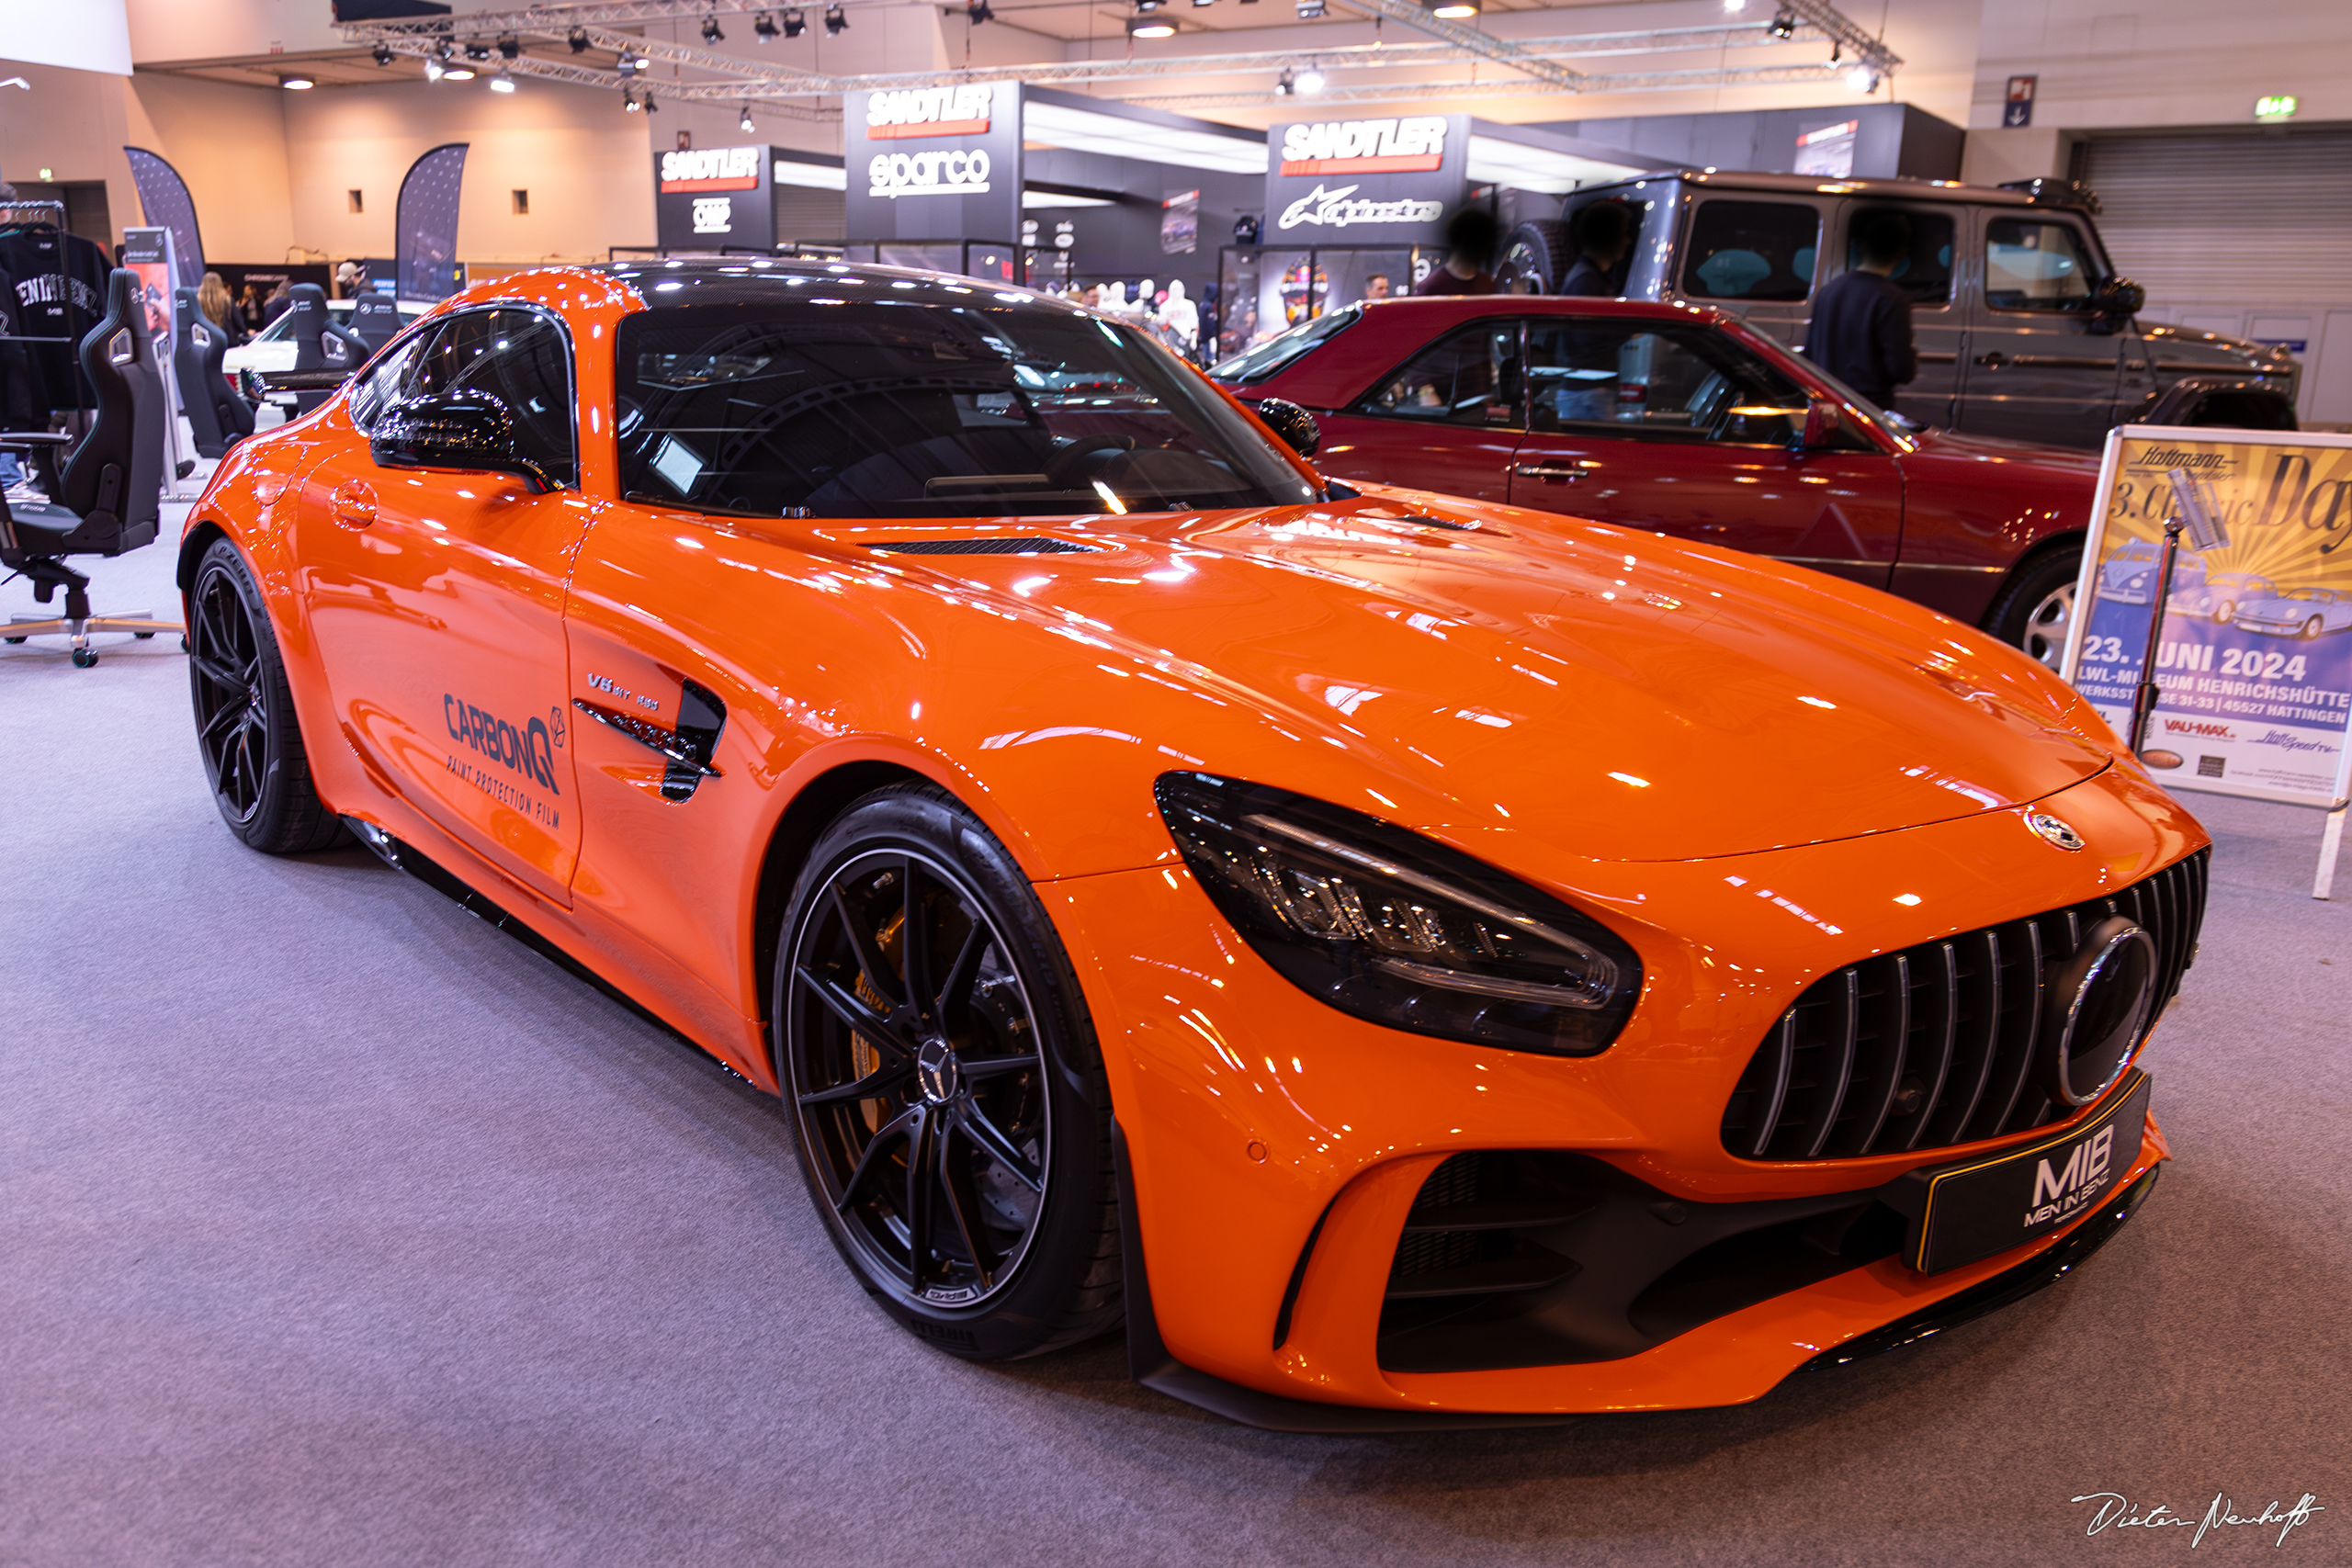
[
  {"xmin": 2025, "ymin": 1123, "xmax": 2113, "ymax": 1226},
  {"xmin": 445, "ymin": 694, "xmax": 560, "ymax": 795}
]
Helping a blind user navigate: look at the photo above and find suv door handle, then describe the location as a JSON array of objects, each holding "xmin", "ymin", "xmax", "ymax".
[
  {"xmin": 1513, "ymin": 463, "xmax": 1585, "ymax": 480},
  {"xmin": 1974, "ymin": 352, "xmax": 2009, "ymax": 368},
  {"xmin": 329, "ymin": 479, "xmax": 377, "ymax": 529}
]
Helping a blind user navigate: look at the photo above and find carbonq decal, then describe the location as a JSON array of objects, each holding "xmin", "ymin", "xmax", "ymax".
[
  {"xmin": 866, "ymin": 85, "xmax": 993, "ymax": 141},
  {"xmin": 445, "ymin": 694, "xmax": 560, "ymax": 795}
]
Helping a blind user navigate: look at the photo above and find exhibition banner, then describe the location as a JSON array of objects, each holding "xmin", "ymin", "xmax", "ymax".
[
  {"xmin": 1262, "ymin": 115, "xmax": 1466, "ymax": 246},
  {"xmin": 845, "ymin": 81, "xmax": 1023, "ymax": 249},
  {"xmin": 2063, "ymin": 427, "xmax": 2352, "ymax": 809},
  {"xmin": 122, "ymin": 148, "xmax": 204, "ymax": 289},
  {"xmin": 395, "ymin": 142, "xmax": 469, "ymax": 300},
  {"xmin": 654, "ymin": 143, "xmax": 779, "ymax": 252}
]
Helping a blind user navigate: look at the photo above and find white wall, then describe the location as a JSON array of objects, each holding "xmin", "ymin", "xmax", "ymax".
[
  {"xmin": 0, "ymin": 59, "xmax": 140, "ymax": 244},
  {"xmin": 0, "ymin": 0, "xmax": 131, "ymax": 74},
  {"xmin": 123, "ymin": 73, "xmax": 294, "ymax": 264}
]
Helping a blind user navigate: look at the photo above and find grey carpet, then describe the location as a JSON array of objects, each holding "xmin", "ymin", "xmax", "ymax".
[{"xmin": 5, "ymin": 514, "xmax": 2346, "ymax": 1566}]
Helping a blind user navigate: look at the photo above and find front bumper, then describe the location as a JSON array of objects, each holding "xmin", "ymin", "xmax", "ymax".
[{"xmin": 1046, "ymin": 764, "xmax": 2201, "ymax": 1417}]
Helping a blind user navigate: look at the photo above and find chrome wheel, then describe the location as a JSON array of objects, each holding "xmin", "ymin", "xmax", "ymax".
[
  {"xmin": 786, "ymin": 848, "xmax": 1051, "ymax": 1310},
  {"xmin": 2021, "ymin": 579, "xmax": 2075, "ymax": 671},
  {"xmin": 189, "ymin": 557, "xmax": 269, "ymax": 826}
]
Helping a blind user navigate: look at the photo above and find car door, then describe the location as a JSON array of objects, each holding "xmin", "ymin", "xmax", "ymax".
[
  {"xmin": 1316, "ymin": 317, "xmax": 1523, "ymax": 504},
  {"xmin": 1956, "ymin": 213, "xmax": 2125, "ymax": 446},
  {"xmin": 1828, "ymin": 199, "xmax": 1967, "ymax": 427},
  {"xmin": 1511, "ymin": 313, "xmax": 1902, "ymax": 590},
  {"xmin": 290, "ymin": 306, "xmax": 590, "ymax": 906}
]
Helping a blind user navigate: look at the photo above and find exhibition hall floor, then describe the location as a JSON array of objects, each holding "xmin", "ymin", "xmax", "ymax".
[{"xmin": 5, "ymin": 514, "xmax": 2345, "ymax": 1567}]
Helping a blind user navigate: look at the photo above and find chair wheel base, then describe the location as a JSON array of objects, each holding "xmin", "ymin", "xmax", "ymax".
[
  {"xmin": 3, "ymin": 637, "xmax": 23, "ymax": 645},
  {"xmin": 72, "ymin": 647, "xmax": 97, "ymax": 668}
]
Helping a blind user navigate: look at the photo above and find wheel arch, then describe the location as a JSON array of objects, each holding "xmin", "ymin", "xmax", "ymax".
[
  {"xmin": 1978, "ymin": 528, "xmax": 2087, "ymax": 635},
  {"xmin": 176, "ymin": 517, "xmax": 232, "ymax": 596}
]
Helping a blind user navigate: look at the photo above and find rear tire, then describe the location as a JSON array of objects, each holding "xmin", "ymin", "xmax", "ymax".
[
  {"xmin": 1984, "ymin": 548, "xmax": 2083, "ymax": 671},
  {"xmin": 774, "ymin": 783, "xmax": 1122, "ymax": 1360},
  {"xmin": 187, "ymin": 536, "xmax": 348, "ymax": 853},
  {"xmin": 2301, "ymin": 616, "xmax": 2324, "ymax": 641},
  {"xmin": 1496, "ymin": 220, "xmax": 1571, "ymax": 295}
]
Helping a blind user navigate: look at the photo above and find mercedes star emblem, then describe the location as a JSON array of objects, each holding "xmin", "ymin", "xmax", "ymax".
[{"xmin": 2025, "ymin": 810, "xmax": 2086, "ymax": 852}]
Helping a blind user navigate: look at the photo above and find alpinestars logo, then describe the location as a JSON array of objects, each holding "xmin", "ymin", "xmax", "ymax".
[
  {"xmin": 1278, "ymin": 183, "xmax": 1445, "ymax": 231},
  {"xmin": 866, "ymin": 85, "xmax": 992, "ymax": 140},
  {"xmin": 1278, "ymin": 117, "xmax": 1448, "ymax": 175},
  {"xmin": 2024, "ymin": 1123, "xmax": 2115, "ymax": 1227},
  {"xmin": 661, "ymin": 145, "xmax": 763, "ymax": 193}
]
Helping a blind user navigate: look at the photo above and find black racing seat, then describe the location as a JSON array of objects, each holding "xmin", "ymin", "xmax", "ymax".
[
  {"xmin": 0, "ymin": 268, "xmax": 182, "ymax": 667},
  {"xmin": 350, "ymin": 293, "xmax": 402, "ymax": 356},
  {"xmin": 173, "ymin": 285, "xmax": 254, "ymax": 459},
  {"xmin": 286, "ymin": 282, "xmax": 370, "ymax": 414}
]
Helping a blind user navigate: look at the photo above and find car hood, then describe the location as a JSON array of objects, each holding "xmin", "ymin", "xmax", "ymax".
[
  {"xmin": 1898, "ymin": 424, "xmax": 2103, "ymax": 476},
  {"xmin": 855, "ymin": 490, "xmax": 2119, "ymax": 863}
]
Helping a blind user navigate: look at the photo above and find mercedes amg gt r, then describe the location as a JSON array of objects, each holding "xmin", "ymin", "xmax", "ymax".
[{"xmin": 179, "ymin": 262, "xmax": 2206, "ymax": 1429}]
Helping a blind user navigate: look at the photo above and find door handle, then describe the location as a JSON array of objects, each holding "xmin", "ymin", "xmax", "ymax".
[
  {"xmin": 1974, "ymin": 352, "xmax": 2009, "ymax": 368},
  {"xmin": 329, "ymin": 479, "xmax": 377, "ymax": 529},
  {"xmin": 1513, "ymin": 463, "xmax": 1585, "ymax": 480}
]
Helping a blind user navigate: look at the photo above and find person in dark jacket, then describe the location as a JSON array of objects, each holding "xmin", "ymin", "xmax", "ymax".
[
  {"xmin": 1558, "ymin": 201, "xmax": 1635, "ymax": 297},
  {"xmin": 1804, "ymin": 209, "xmax": 1917, "ymax": 408},
  {"xmin": 1415, "ymin": 209, "xmax": 1499, "ymax": 297}
]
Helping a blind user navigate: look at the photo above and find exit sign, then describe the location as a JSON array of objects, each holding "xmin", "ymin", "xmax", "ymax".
[{"xmin": 2256, "ymin": 95, "xmax": 2299, "ymax": 119}]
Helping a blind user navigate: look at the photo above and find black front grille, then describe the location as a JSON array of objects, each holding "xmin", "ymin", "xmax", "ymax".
[
  {"xmin": 1721, "ymin": 850, "xmax": 2208, "ymax": 1163},
  {"xmin": 867, "ymin": 536, "xmax": 1095, "ymax": 555}
]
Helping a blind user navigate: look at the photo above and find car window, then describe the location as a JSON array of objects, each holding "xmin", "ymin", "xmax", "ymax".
[
  {"xmin": 1682, "ymin": 201, "xmax": 1821, "ymax": 302},
  {"xmin": 1524, "ymin": 318, "xmax": 1813, "ymax": 446},
  {"xmin": 613, "ymin": 300, "xmax": 1316, "ymax": 519},
  {"xmin": 1357, "ymin": 321, "xmax": 1521, "ymax": 427},
  {"xmin": 397, "ymin": 308, "xmax": 578, "ymax": 486},
  {"xmin": 253, "ymin": 312, "xmax": 292, "ymax": 344},
  {"xmin": 1208, "ymin": 305, "xmax": 1360, "ymax": 385},
  {"xmin": 1846, "ymin": 207, "xmax": 1956, "ymax": 307},
  {"xmin": 1984, "ymin": 219, "xmax": 2098, "ymax": 312},
  {"xmin": 345, "ymin": 330, "xmax": 427, "ymax": 432}
]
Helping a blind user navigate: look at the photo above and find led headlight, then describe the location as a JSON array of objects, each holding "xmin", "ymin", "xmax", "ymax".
[{"xmin": 1154, "ymin": 773, "xmax": 1642, "ymax": 1055}]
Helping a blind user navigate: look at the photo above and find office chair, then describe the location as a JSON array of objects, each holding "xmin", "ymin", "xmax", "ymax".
[
  {"xmin": 349, "ymin": 293, "xmax": 402, "ymax": 357},
  {"xmin": 0, "ymin": 269, "xmax": 183, "ymax": 667},
  {"xmin": 284, "ymin": 283, "xmax": 370, "ymax": 415},
  {"xmin": 172, "ymin": 286, "xmax": 254, "ymax": 460}
]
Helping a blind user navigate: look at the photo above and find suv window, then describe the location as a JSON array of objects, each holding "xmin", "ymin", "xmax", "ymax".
[
  {"xmin": 1682, "ymin": 201, "xmax": 1820, "ymax": 302},
  {"xmin": 396, "ymin": 308, "xmax": 578, "ymax": 486},
  {"xmin": 1848, "ymin": 207, "xmax": 1957, "ymax": 306},
  {"xmin": 1525, "ymin": 318, "xmax": 1812, "ymax": 446},
  {"xmin": 1984, "ymin": 219, "xmax": 2098, "ymax": 312},
  {"xmin": 1358, "ymin": 321, "xmax": 1521, "ymax": 426}
]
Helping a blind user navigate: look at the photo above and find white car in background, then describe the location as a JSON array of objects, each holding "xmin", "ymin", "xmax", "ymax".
[{"xmin": 220, "ymin": 298, "xmax": 428, "ymax": 380}]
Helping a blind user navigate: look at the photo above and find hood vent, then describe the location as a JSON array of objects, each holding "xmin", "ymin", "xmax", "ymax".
[{"xmin": 867, "ymin": 537, "xmax": 1097, "ymax": 556}]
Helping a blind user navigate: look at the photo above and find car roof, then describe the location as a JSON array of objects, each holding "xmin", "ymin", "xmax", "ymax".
[
  {"xmin": 1352, "ymin": 296, "xmax": 1722, "ymax": 323},
  {"xmin": 585, "ymin": 258, "xmax": 1084, "ymax": 312},
  {"xmin": 1583, "ymin": 170, "xmax": 2048, "ymax": 208}
]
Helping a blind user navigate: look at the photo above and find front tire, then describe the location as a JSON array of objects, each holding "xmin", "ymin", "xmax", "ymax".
[
  {"xmin": 2301, "ymin": 616, "xmax": 2324, "ymax": 641},
  {"xmin": 1984, "ymin": 548, "xmax": 2081, "ymax": 671},
  {"xmin": 187, "ymin": 536, "xmax": 346, "ymax": 853},
  {"xmin": 775, "ymin": 783, "xmax": 1122, "ymax": 1359}
]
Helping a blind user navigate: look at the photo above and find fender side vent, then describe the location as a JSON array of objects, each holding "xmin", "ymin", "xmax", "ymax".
[{"xmin": 867, "ymin": 537, "xmax": 1097, "ymax": 555}]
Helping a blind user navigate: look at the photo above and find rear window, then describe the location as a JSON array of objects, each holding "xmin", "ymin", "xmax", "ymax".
[
  {"xmin": 1208, "ymin": 305, "xmax": 1360, "ymax": 385},
  {"xmin": 1681, "ymin": 200, "xmax": 1820, "ymax": 302}
]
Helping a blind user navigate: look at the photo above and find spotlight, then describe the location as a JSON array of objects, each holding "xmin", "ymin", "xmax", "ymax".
[
  {"xmin": 498, "ymin": 34, "xmax": 520, "ymax": 60},
  {"xmin": 1828, "ymin": 41, "xmax": 1841, "ymax": 63},
  {"xmin": 643, "ymin": 90, "xmax": 658, "ymax": 112},
  {"xmin": 823, "ymin": 3, "xmax": 846, "ymax": 32},
  {"xmin": 1277, "ymin": 66, "xmax": 1295, "ymax": 94},
  {"xmin": 783, "ymin": 8, "xmax": 807, "ymax": 37},
  {"xmin": 1769, "ymin": 8, "xmax": 1796, "ymax": 39},
  {"xmin": 464, "ymin": 39, "xmax": 492, "ymax": 61},
  {"xmin": 740, "ymin": 103, "xmax": 756, "ymax": 130},
  {"xmin": 1722, "ymin": 0, "xmax": 1745, "ymax": 9},
  {"xmin": 701, "ymin": 14, "xmax": 725, "ymax": 42},
  {"xmin": 1128, "ymin": 13, "xmax": 1175, "ymax": 36},
  {"xmin": 434, "ymin": 38, "xmax": 456, "ymax": 60},
  {"xmin": 1295, "ymin": 0, "xmax": 1324, "ymax": 15},
  {"xmin": 443, "ymin": 63, "xmax": 477, "ymax": 80},
  {"xmin": 1849, "ymin": 64, "xmax": 1880, "ymax": 92},
  {"xmin": 1295, "ymin": 65, "xmax": 1325, "ymax": 93},
  {"xmin": 1430, "ymin": 0, "xmax": 1477, "ymax": 16},
  {"xmin": 371, "ymin": 41, "xmax": 393, "ymax": 65},
  {"xmin": 623, "ymin": 86, "xmax": 641, "ymax": 111},
  {"xmin": 491, "ymin": 69, "xmax": 516, "ymax": 93},
  {"xmin": 617, "ymin": 56, "xmax": 636, "ymax": 77},
  {"xmin": 632, "ymin": 52, "xmax": 653, "ymax": 69},
  {"xmin": 279, "ymin": 73, "xmax": 315, "ymax": 90},
  {"xmin": 967, "ymin": 0, "xmax": 994, "ymax": 20},
  {"xmin": 424, "ymin": 57, "xmax": 445, "ymax": 81},
  {"xmin": 568, "ymin": 27, "xmax": 590, "ymax": 52},
  {"xmin": 753, "ymin": 10, "xmax": 780, "ymax": 39}
]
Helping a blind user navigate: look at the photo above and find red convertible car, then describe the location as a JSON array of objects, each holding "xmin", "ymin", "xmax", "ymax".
[{"xmin": 1211, "ymin": 298, "xmax": 2099, "ymax": 669}]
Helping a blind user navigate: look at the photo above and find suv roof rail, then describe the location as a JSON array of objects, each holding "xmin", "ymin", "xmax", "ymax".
[{"xmin": 1997, "ymin": 177, "xmax": 2102, "ymax": 215}]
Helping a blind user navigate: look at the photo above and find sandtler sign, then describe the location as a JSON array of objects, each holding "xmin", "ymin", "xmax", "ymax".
[
  {"xmin": 1262, "ymin": 115, "xmax": 1467, "ymax": 245},
  {"xmin": 655, "ymin": 143, "xmax": 782, "ymax": 251},
  {"xmin": 846, "ymin": 80, "xmax": 1023, "ymax": 246}
]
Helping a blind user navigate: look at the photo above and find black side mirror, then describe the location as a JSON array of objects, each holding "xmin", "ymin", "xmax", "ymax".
[
  {"xmin": 1252, "ymin": 397, "xmax": 1320, "ymax": 459},
  {"xmin": 370, "ymin": 390, "xmax": 553, "ymax": 492},
  {"xmin": 2088, "ymin": 276, "xmax": 2145, "ymax": 335}
]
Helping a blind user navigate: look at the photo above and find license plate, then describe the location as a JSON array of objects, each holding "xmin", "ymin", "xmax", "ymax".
[{"xmin": 1893, "ymin": 1070, "xmax": 2152, "ymax": 1275}]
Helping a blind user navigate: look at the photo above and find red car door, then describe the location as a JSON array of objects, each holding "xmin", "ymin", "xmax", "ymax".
[
  {"xmin": 1314, "ymin": 317, "xmax": 1522, "ymax": 505},
  {"xmin": 1510, "ymin": 314, "xmax": 1901, "ymax": 591}
]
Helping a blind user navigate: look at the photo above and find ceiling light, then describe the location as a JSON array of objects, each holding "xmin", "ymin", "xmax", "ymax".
[
  {"xmin": 1277, "ymin": 66, "xmax": 1295, "ymax": 94},
  {"xmin": 623, "ymin": 86, "xmax": 641, "ymax": 111},
  {"xmin": 1828, "ymin": 41, "xmax": 1842, "ymax": 62},
  {"xmin": 1769, "ymin": 8, "xmax": 1796, "ymax": 39},
  {"xmin": 1294, "ymin": 66, "xmax": 1325, "ymax": 93},
  {"xmin": 1849, "ymin": 65, "xmax": 1880, "ymax": 92},
  {"xmin": 1128, "ymin": 14, "xmax": 1175, "ymax": 36},
  {"xmin": 498, "ymin": 33, "xmax": 521, "ymax": 59},
  {"xmin": 434, "ymin": 38, "xmax": 455, "ymax": 59},
  {"xmin": 1430, "ymin": 0, "xmax": 1477, "ymax": 16},
  {"xmin": 424, "ymin": 57, "xmax": 445, "ymax": 81},
  {"xmin": 967, "ymin": 0, "xmax": 994, "ymax": 19},
  {"xmin": 1295, "ymin": 0, "xmax": 1325, "ymax": 15},
  {"xmin": 702, "ymin": 14, "xmax": 725, "ymax": 42},
  {"xmin": 753, "ymin": 10, "xmax": 779, "ymax": 39},
  {"xmin": 568, "ymin": 27, "xmax": 590, "ymax": 52},
  {"xmin": 464, "ymin": 39, "xmax": 492, "ymax": 61},
  {"xmin": 824, "ymin": 4, "xmax": 848, "ymax": 33},
  {"xmin": 642, "ymin": 90, "xmax": 658, "ymax": 111},
  {"xmin": 279, "ymin": 73, "xmax": 315, "ymax": 89},
  {"xmin": 490, "ymin": 69, "xmax": 516, "ymax": 93},
  {"xmin": 632, "ymin": 51, "xmax": 654, "ymax": 68},
  {"xmin": 1723, "ymin": 0, "xmax": 1745, "ymax": 9},
  {"xmin": 443, "ymin": 63, "xmax": 476, "ymax": 80},
  {"xmin": 740, "ymin": 103, "xmax": 756, "ymax": 130},
  {"xmin": 783, "ymin": 8, "xmax": 807, "ymax": 37},
  {"xmin": 1193, "ymin": 0, "xmax": 1216, "ymax": 6},
  {"xmin": 371, "ymin": 41, "xmax": 393, "ymax": 65}
]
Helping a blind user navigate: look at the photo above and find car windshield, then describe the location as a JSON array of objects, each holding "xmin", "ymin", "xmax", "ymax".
[
  {"xmin": 616, "ymin": 296, "xmax": 1317, "ymax": 519},
  {"xmin": 1207, "ymin": 305, "xmax": 1360, "ymax": 386}
]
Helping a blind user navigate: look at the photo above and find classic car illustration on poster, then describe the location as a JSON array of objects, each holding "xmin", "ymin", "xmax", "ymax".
[{"xmin": 2064, "ymin": 429, "xmax": 2352, "ymax": 812}]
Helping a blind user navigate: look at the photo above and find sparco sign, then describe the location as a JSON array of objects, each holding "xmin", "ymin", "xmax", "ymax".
[
  {"xmin": 846, "ymin": 80, "xmax": 1023, "ymax": 248},
  {"xmin": 1262, "ymin": 113, "xmax": 1466, "ymax": 246}
]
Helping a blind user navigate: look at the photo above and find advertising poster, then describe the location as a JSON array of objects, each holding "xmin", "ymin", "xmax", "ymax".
[
  {"xmin": 2063, "ymin": 427, "xmax": 2352, "ymax": 809},
  {"xmin": 1160, "ymin": 189, "xmax": 1199, "ymax": 255},
  {"xmin": 119, "ymin": 225, "xmax": 175, "ymax": 337},
  {"xmin": 845, "ymin": 81, "xmax": 1023, "ymax": 249},
  {"xmin": 1262, "ymin": 114, "xmax": 1465, "ymax": 246},
  {"xmin": 654, "ymin": 143, "xmax": 779, "ymax": 252}
]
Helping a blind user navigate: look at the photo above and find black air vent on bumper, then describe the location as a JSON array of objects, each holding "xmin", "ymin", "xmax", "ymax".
[{"xmin": 1720, "ymin": 850, "xmax": 2208, "ymax": 1164}]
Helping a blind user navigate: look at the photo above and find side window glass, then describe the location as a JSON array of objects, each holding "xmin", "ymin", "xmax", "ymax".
[
  {"xmin": 1358, "ymin": 322, "xmax": 1522, "ymax": 427},
  {"xmin": 1847, "ymin": 208, "xmax": 1956, "ymax": 306},
  {"xmin": 1984, "ymin": 220, "xmax": 2098, "ymax": 312},
  {"xmin": 1682, "ymin": 201, "xmax": 1822, "ymax": 301},
  {"xmin": 1526, "ymin": 320, "xmax": 1808, "ymax": 445},
  {"xmin": 347, "ymin": 328, "xmax": 429, "ymax": 432},
  {"xmin": 409, "ymin": 309, "xmax": 578, "ymax": 486}
]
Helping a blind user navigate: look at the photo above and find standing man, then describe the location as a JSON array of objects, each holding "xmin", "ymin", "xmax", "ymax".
[
  {"xmin": 1557, "ymin": 202, "xmax": 1635, "ymax": 297},
  {"xmin": 1415, "ymin": 209, "xmax": 1499, "ymax": 296},
  {"xmin": 1804, "ymin": 209, "xmax": 1917, "ymax": 409},
  {"xmin": 1363, "ymin": 274, "xmax": 1392, "ymax": 301}
]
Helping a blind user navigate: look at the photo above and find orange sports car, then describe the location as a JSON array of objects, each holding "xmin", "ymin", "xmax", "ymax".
[{"xmin": 180, "ymin": 262, "xmax": 2206, "ymax": 1430}]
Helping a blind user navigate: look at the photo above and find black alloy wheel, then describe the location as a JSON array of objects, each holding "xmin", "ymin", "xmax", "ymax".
[
  {"xmin": 777, "ymin": 784, "xmax": 1121, "ymax": 1359},
  {"xmin": 186, "ymin": 536, "xmax": 347, "ymax": 853}
]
